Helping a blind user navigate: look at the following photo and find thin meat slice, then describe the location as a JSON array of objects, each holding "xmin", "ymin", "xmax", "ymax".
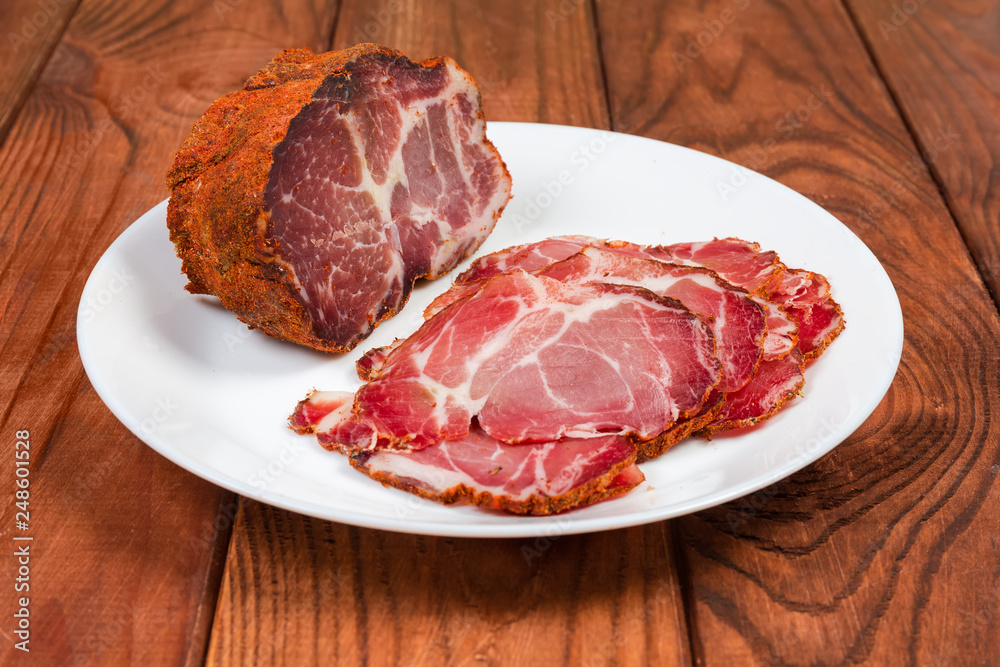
[
  {"xmin": 427, "ymin": 235, "xmax": 798, "ymax": 363},
  {"xmin": 423, "ymin": 235, "xmax": 596, "ymax": 318},
  {"xmin": 302, "ymin": 271, "xmax": 721, "ymax": 451},
  {"xmin": 697, "ymin": 349, "xmax": 805, "ymax": 435},
  {"xmin": 536, "ymin": 247, "xmax": 765, "ymax": 394},
  {"xmin": 769, "ymin": 269, "xmax": 845, "ymax": 359},
  {"xmin": 167, "ymin": 44, "xmax": 511, "ymax": 352},
  {"xmin": 650, "ymin": 238, "xmax": 784, "ymax": 295},
  {"xmin": 755, "ymin": 298, "xmax": 798, "ymax": 360},
  {"xmin": 352, "ymin": 427, "xmax": 644, "ymax": 515},
  {"xmin": 652, "ymin": 238, "xmax": 844, "ymax": 358},
  {"xmin": 454, "ymin": 235, "xmax": 596, "ymax": 283},
  {"xmin": 292, "ymin": 392, "xmax": 644, "ymax": 515}
]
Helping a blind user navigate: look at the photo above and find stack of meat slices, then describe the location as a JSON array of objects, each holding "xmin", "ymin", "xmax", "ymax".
[{"xmin": 291, "ymin": 236, "xmax": 844, "ymax": 515}]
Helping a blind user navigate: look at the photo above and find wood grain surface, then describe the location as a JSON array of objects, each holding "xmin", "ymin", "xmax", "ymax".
[
  {"xmin": 845, "ymin": 0, "xmax": 1000, "ymax": 307},
  {"xmin": 596, "ymin": 0, "xmax": 1000, "ymax": 664},
  {"xmin": 0, "ymin": 0, "xmax": 80, "ymax": 142},
  {"xmin": 0, "ymin": 0, "xmax": 337, "ymax": 664},
  {"xmin": 1, "ymin": 0, "xmax": 998, "ymax": 665}
]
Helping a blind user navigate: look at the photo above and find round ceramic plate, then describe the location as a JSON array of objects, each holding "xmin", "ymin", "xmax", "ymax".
[{"xmin": 77, "ymin": 122, "xmax": 903, "ymax": 538}]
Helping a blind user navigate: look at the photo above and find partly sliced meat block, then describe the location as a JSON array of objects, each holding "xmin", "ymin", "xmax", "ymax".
[
  {"xmin": 697, "ymin": 349, "xmax": 805, "ymax": 435},
  {"xmin": 303, "ymin": 271, "xmax": 721, "ymax": 451},
  {"xmin": 769, "ymin": 269, "xmax": 845, "ymax": 359},
  {"xmin": 167, "ymin": 44, "xmax": 511, "ymax": 352}
]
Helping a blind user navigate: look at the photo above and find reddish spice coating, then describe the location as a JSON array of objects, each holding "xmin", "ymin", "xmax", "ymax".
[{"xmin": 166, "ymin": 44, "xmax": 510, "ymax": 352}]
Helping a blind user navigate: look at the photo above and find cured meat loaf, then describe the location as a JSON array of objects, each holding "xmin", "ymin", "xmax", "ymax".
[{"xmin": 167, "ymin": 44, "xmax": 511, "ymax": 352}]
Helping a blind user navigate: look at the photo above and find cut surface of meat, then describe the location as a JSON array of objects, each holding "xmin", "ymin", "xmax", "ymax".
[
  {"xmin": 306, "ymin": 271, "xmax": 721, "ymax": 451},
  {"xmin": 757, "ymin": 299, "xmax": 799, "ymax": 360},
  {"xmin": 168, "ymin": 44, "xmax": 511, "ymax": 352}
]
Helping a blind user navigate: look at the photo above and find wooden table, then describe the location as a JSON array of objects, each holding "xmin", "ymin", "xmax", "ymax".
[{"xmin": 2, "ymin": 0, "xmax": 998, "ymax": 664}]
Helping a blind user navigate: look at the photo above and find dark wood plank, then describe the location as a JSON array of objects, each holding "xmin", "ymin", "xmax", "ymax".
[
  {"xmin": 595, "ymin": 0, "xmax": 1000, "ymax": 664},
  {"xmin": 0, "ymin": 0, "xmax": 80, "ymax": 142},
  {"xmin": 328, "ymin": 0, "xmax": 610, "ymax": 127},
  {"xmin": 205, "ymin": 2, "xmax": 691, "ymax": 665},
  {"xmin": 844, "ymin": 1, "xmax": 1000, "ymax": 307},
  {"xmin": 0, "ymin": 0, "xmax": 338, "ymax": 664},
  {"xmin": 209, "ymin": 501, "xmax": 690, "ymax": 666}
]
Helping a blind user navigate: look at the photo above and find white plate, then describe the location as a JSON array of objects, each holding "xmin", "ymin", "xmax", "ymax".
[{"xmin": 78, "ymin": 122, "xmax": 903, "ymax": 538}]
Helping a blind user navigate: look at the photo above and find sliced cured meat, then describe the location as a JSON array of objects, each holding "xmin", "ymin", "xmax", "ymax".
[
  {"xmin": 352, "ymin": 427, "xmax": 644, "ymax": 515},
  {"xmin": 536, "ymin": 247, "xmax": 765, "ymax": 394},
  {"xmin": 634, "ymin": 392, "xmax": 725, "ymax": 460},
  {"xmin": 650, "ymin": 238, "xmax": 784, "ymax": 295},
  {"xmin": 168, "ymin": 44, "xmax": 511, "ymax": 352},
  {"xmin": 769, "ymin": 269, "xmax": 845, "ymax": 359},
  {"xmin": 757, "ymin": 300, "xmax": 798, "ymax": 360},
  {"xmin": 651, "ymin": 238, "xmax": 846, "ymax": 357},
  {"xmin": 356, "ymin": 339, "xmax": 403, "ymax": 381},
  {"xmin": 697, "ymin": 349, "xmax": 805, "ymax": 435},
  {"xmin": 290, "ymin": 232, "xmax": 844, "ymax": 515},
  {"xmin": 303, "ymin": 271, "xmax": 721, "ymax": 451},
  {"xmin": 455, "ymin": 235, "xmax": 597, "ymax": 283},
  {"xmin": 429, "ymin": 235, "xmax": 799, "ymax": 362},
  {"xmin": 293, "ymin": 392, "xmax": 644, "ymax": 515},
  {"xmin": 424, "ymin": 235, "xmax": 596, "ymax": 317}
]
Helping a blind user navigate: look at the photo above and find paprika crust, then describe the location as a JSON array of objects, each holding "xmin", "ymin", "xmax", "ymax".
[{"xmin": 166, "ymin": 44, "xmax": 511, "ymax": 352}]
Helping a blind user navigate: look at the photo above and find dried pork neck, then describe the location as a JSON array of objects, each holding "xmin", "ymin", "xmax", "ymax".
[
  {"xmin": 306, "ymin": 270, "xmax": 721, "ymax": 452},
  {"xmin": 167, "ymin": 44, "xmax": 511, "ymax": 352}
]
